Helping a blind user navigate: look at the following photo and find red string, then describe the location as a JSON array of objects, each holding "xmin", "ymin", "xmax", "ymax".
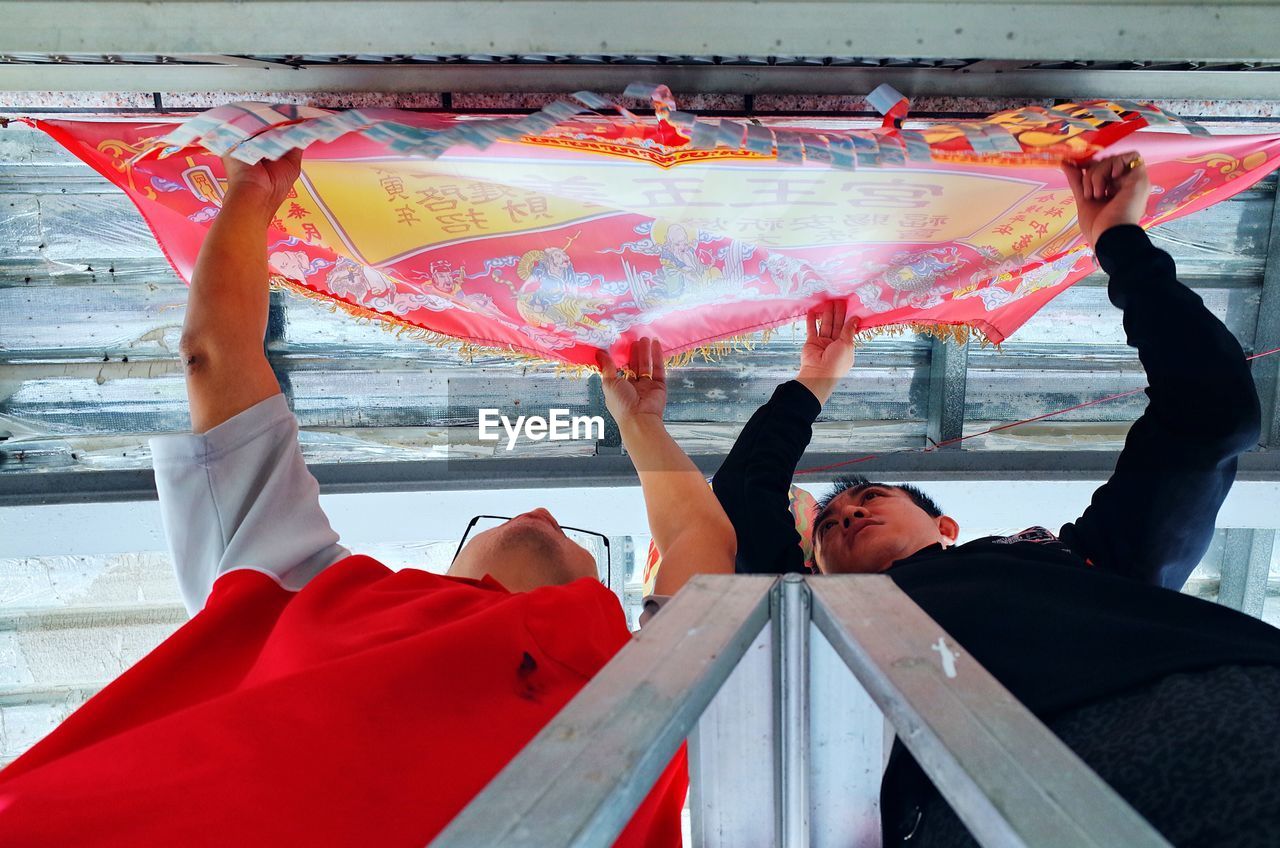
[{"xmin": 794, "ymin": 344, "xmax": 1280, "ymax": 478}]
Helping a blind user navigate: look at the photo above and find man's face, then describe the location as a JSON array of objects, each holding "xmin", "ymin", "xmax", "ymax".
[
  {"xmin": 449, "ymin": 508, "xmax": 598, "ymax": 592},
  {"xmin": 812, "ymin": 486, "xmax": 958, "ymax": 574}
]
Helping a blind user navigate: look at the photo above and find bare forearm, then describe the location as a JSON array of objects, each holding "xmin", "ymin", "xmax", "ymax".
[
  {"xmin": 620, "ymin": 416, "xmax": 736, "ymax": 594},
  {"xmin": 180, "ymin": 186, "xmax": 282, "ymax": 433},
  {"xmin": 183, "ymin": 187, "xmax": 275, "ymax": 350}
]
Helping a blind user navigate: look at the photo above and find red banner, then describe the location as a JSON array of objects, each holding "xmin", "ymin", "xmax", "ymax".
[{"xmin": 28, "ymin": 96, "xmax": 1280, "ymax": 367}]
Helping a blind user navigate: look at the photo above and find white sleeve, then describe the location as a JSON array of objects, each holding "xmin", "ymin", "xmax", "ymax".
[{"xmin": 149, "ymin": 393, "xmax": 350, "ymax": 615}]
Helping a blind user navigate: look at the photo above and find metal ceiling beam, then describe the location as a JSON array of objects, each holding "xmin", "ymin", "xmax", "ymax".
[
  {"xmin": 926, "ymin": 336, "xmax": 969, "ymax": 449},
  {"xmin": 3, "ymin": 63, "xmax": 1280, "ymax": 99},
  {"xmin": 1218, "ymin": 528, "xmax": 1274, "ymax": 617},
  {"xmin": 6, "ymin": 449, "xmax": 1280, "ymax": 507},
  {"xmin": 3, "ymin": 2, "xmax": 1279, "ymax": 63}
]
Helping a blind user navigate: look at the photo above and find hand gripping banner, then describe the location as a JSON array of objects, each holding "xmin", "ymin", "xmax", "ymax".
[{"xmin": 23, "ymin": 86, "xmax": 1280, "ymax": 367}]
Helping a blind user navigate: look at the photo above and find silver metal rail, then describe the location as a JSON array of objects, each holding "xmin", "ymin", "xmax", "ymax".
[
  {"xmin": 3, "ymin": 3, "xmax": 1279, "ymax": 71},
  {"xmin": 8, "ymin": 450, "xmax": 1280, "ymax": 508},
  {"xmin": 3, "ymin": 62, "xmax": 1280, "ymax": 99},
  {"xmin": 776, "ymin": 574, "xmax": 811, "ymax": 848}
]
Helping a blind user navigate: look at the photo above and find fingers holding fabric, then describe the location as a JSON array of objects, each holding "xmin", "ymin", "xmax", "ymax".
[
  {"xmin": 1064, "ymin": 152, "xmax": 1149, "ymax": 247},
  {"xmin": 819, "ymin": 302, "xmax": 836, "ymax": 339},
  {"xmin": 833, "ymin": 300, "xmax": 848, "ymax": 338},
  {"xmin": 797, "ymin": 298, "xmax": 857, "ymax": 406},
  {"xmin": 808, "ymin": 300, "xmax": 855, "ymax": 341},
  {"xmin": 221, "ymin": 148, "xmax": 303, "ymax": 214},
  {"xmin": 649, "ymin": 338, "xmax": 666, "ymax": 384},
  {"xmin": 635, "ymin": 337, "xmax": 653, "ymax": 379},
  {"xmin": 1085, "ymin": 153, "xmax": 1145, "ymax": 199},
  {"xmin": 1089, "ymin": 160, "xmax": 1110, "ymax": 200},
  {"xmin": 595, "ymin": 349, "xmax": 620, "ymax": 385}
]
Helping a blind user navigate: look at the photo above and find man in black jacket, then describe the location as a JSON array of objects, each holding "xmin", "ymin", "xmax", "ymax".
[{"xmin": 712, "ymin": 153, "xmax": 1280, "ymax": 846}]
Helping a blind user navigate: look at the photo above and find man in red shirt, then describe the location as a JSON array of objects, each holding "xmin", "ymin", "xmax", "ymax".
[{"xmin": 0, "ymin": 150, "xmax": 730, "ymax": 846}]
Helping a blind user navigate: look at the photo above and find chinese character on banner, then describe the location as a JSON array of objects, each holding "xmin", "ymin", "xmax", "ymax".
[
  {"xmin": 844, "ymin": 179, "xmax": 945, "ymax": 209},
  {"xmin": 465, "ymin": 182, "xmax": 518, "ymax": 204},
  {"xmin": 394, "ymin": 205, "xmax": 421, "ymax": 227},
  {"xmin": 516, "ymin": 174, "xmax": 612, "ymax": 206},
  {"xmin": 503, "ymin": 196, "xmax": 552, "ymax": 223},
  {"xmin": 415, "ymin": 187, "xmax": 463, "ymax": 213},
  {"xmin": 378, "ymin": 171, "xmax": 409, "ymax": 201},
  {"xmin": 732, "ymin": 178, "xmax": 835, "ymax": 207},
  {"xmin": 634, "ymin": 177, "xmax": 718, "ymax": 207},
  {"xmin": 436, "ymin": 209, "xmax": 489, "ymax": 234}
]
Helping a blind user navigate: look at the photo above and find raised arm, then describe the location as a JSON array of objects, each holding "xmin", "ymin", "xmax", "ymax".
[
  {"xmin": 1057, "ymin": 154, "xmax": 1262, "ymax": 588},
  {"xmin": 154, "ymin": 150, "xmax": 349, "ymax": 611},
  {"xmin": 711, "ymin": 303, "xmax": 856, "ymax": 574},
  {"xmin": 597, "ymin": 339, "xmax": 735, "ymax": 596},
  {"xmin": 180, "ymin": 151, "xmax": 302, "ymax": 433}
]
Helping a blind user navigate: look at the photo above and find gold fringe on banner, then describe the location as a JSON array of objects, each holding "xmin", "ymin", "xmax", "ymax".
[
  {"xmin": 664, "ymin": 328, "xmax": 778, "ymax": 368},
  {"xmin": 270, "ymin": 274, "xmax": 542, "ymax": 366},
  {"xmin": 270, "ymin": 275, "xmax": 994, "ymax": 377},
  {"xmin": 848, "ymin": 320, "xmax": 1000, "ymax": 349}
]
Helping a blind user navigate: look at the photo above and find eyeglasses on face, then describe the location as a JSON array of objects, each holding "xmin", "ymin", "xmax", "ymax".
[{"xmin": 452, "ymin": 514, "xmax": 611, "ymax": 587}]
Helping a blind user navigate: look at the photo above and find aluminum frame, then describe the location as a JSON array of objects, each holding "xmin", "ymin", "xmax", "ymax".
[
  {"xmin": 7, "ymin": 449, "xmax": 1280, "ymax": 507},
  {"xmin": 3, "ymin": 62, "xmax": 1280, "ymax": 99}
]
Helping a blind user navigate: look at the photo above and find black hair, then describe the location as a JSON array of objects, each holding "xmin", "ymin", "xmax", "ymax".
[{"xmin": 809, "ymin": 475, "xmax": 944, "ymax": 566}]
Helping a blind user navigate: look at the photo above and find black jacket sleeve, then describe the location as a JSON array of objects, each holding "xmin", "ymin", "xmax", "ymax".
[
  {"xmin": 1058, "ymin": 225, "xmax": 1262, "ymax": 590},
  {"xmin": 712, "ymin": 380, "xmax": 822, "ymax": 574}
]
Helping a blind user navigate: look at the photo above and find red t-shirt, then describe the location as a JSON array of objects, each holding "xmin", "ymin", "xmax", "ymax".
[{"xmin": 0, "ymin": 556, "xmax": 687, "ymax": 846}]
